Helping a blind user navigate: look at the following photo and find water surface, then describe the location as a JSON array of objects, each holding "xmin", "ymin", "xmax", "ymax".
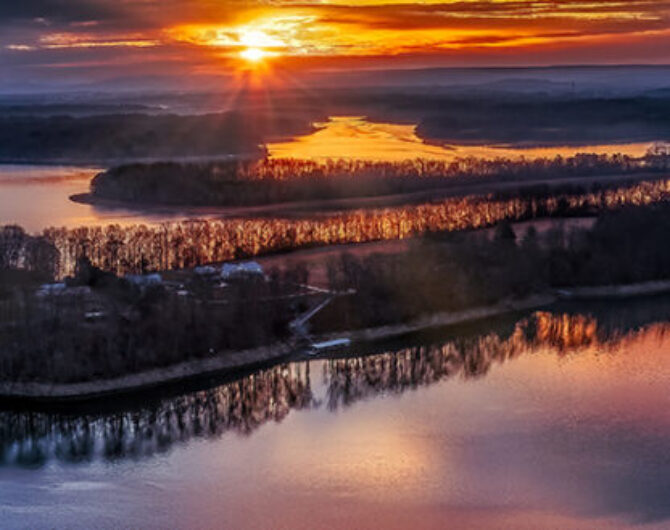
[
  {"xmin": 268, "ymin": 116, "xmax": 654, "ymax": 162},
  {"xmin": 2, "ymin": 299, "xmax": 670, "ymax": 529},
  {"xmin": 0, "ymin": 165, "xmax": 226, "ymax": 232}
]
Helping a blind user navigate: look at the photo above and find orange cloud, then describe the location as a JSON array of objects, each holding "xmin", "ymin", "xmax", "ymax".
[
  {"xmin": 3, "ymin": 0, "xmax": 670, "ymax": 77},
  {"xmin": 39, "ymin": 32, "xmax": 159, "ymax": 48},
  {"xmin": 164, "ymin": 1, "xmax": 670, "ymax": 62}
]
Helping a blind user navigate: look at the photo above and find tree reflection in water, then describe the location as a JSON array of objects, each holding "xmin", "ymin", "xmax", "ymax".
[
  {"xmin": 0, "ymin": 363, "xmax": 314, "ymax": 467},
  {"xmin": 2, "ymin": 309, "xmax": 669, "ymax": 468}
]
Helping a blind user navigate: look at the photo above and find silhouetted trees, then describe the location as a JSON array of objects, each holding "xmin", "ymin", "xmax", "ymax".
[
  {"xmin": 0, "ymin": 111, "xmax": 328, "ymax": 162},
  {"xmin": 0, "ymin": 225, "xmax": 59, "ymax": 281},
  {"xmin": 0, "ymin": 267, "xmax": 303, "ymax": 383},
  {"xmin": 36, "ymin": 176, "xmax": 670, "ymax": 278},
  {"xmin": 91, "ymin": 153, "xmax": 670, "ymax": 206}
]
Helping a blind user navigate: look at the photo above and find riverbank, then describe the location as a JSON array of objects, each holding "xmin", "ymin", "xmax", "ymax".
[
  {"xmin": 557, "ymin": 280, "xmax": 670, "ymax": 299},
  {"xmin": 0, "ymin": 342, "xmax": 294, "ymax": 402},
  {"xmin": 322, "ymin": 294, "xmax": 556, "ymax": 342}
]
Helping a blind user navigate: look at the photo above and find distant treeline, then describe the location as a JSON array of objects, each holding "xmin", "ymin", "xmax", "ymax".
[
  {"xmin": 411, "ymin": 96, "xmax": 670, "ymax": 145},
  {"xmin": 304, "ymin": 91, "xmax": 670, "ymax": 145},
  {"xmin": 91, "ymin": 152, "xmax": 670, "ymax": 206},
  {"xmin": 0, "ymin": 111, "xmax": 315, "ymax": 162},
  {"xmin": 4, "ymin": 91, "xmax": 670, "ymax": 162}
]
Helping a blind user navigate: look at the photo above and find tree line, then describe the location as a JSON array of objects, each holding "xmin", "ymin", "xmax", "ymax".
[
  {"xmin": 91, "ymin": 152, "xmax": 670, "ymax": 206},
  {"xmin": 41, "ymin": 176, "xmax": 670, "ymax": 278}
]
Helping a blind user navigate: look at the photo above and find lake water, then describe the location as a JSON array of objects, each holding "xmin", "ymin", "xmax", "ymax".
[
  {"xmin": 2, "ymin": 298, "xmax": 670, "ymax": 529},
  {"xmin": 0, "ymin": 165, "xmax": 230, "ymax": 232}
]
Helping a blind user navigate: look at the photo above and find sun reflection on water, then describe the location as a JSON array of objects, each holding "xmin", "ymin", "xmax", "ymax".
[{"xmin": 268, "ymin": 116, "xmax": 653, "ymax": 162}]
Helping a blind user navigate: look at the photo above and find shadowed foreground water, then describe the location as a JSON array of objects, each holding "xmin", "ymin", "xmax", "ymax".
[{"xmin": 2, "ymin": 298, "xmax": 670, "ymax": 529}]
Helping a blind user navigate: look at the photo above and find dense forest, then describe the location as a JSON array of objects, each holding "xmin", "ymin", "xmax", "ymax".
[
  {"xmin": 0, "ymin": 258, "xmax": 302, "ymax": 383},
  {"xmin": 91, "ymin": 152, "xmax": 670, "ymax": 206}
]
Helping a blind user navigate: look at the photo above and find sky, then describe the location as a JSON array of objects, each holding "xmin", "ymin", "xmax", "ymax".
[{"xmin": 1, "ymin": 1, "xmax": 670, "ymax": 91}]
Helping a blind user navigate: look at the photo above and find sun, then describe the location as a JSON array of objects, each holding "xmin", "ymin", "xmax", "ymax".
[{"xmin": 240, "ymin": 47, "xmax": 268, "ymax": 63}]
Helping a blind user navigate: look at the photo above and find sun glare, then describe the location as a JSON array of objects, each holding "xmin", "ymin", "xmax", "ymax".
[{"xmin": 240, "ymin": 47, "xmax": 268, "ymax": 63}]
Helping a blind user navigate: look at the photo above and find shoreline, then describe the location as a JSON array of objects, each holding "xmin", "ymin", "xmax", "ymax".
[
  {"xmin": 321, "ymin": 294, "xmax": 556, "ymax": 343},
  {"xmin": 3, "ymin": 281, "xmax": 670, "ymax": 402},
  {"xmin": 0, "ymin": 342, "xmax": 294, "ymax": 402},
  {"xmin": 557, "ymin": 280, "xmax": 670, "ymax": 299}
]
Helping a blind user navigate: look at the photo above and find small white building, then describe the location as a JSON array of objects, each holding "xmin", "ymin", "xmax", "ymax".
[
  {"xmin": 125, "ymin": 273, "xmax": 163, "ymax": 288},
  {"xmin": 36, "ymin": 283, "xmax": 92, "ymax": 299},
  {"xmin": 220, "ymin": 261, "xmax": 264, "ymax": 280},
  {"xmin": 194, "ymin": 265, "xmax": 218, "ymax": 276}
]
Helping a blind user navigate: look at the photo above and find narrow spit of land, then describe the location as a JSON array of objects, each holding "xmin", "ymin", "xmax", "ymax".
[{"xmin": 72, "ymin": 171, "xmax": 668, "ymax": 218}]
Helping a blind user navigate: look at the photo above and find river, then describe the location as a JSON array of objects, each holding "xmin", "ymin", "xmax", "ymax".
[{"xmin": 2, "ymin": 297, "xmax": 670, "ymax": 529}]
